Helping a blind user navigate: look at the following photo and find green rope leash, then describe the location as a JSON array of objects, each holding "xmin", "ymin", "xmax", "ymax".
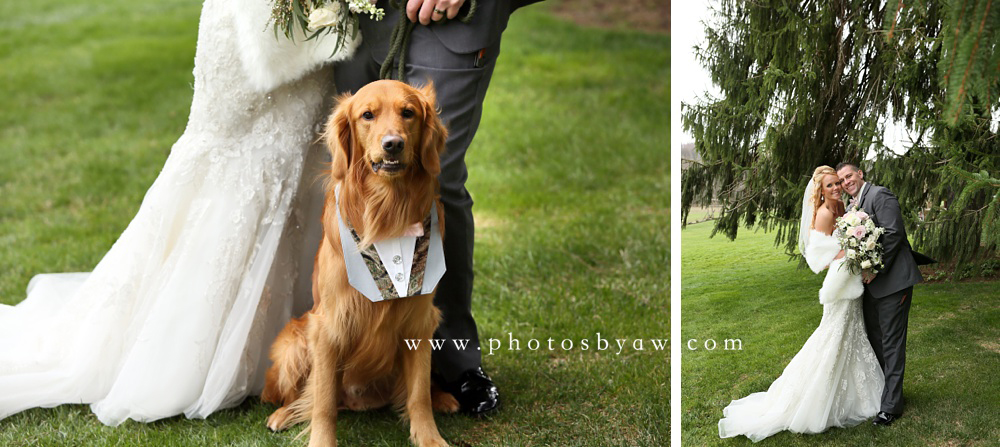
[{"xmin": 379, "ymin": 0, "xmax": 478, "ymax": 81}]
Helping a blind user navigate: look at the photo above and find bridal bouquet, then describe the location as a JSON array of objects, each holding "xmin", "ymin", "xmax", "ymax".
[
  {"xmin": 270, "ymin": 0, "xmax": 384, "ymax": 52},
  {"xmin": 834, "ymin": 205, "xmax": 886, "ymax": 275}
]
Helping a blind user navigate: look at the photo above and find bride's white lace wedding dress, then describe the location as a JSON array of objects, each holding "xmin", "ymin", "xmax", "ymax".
[
  {"xmin": 717, "ymin": 230, "xmax": 885, "ymax": 442},
  {"xmin": 0, "ymin": 0, "xmax": 357, "ymax": 425}
]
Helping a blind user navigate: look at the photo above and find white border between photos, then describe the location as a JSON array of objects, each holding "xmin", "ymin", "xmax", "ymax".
[{"xmin": 669, "ymin": 27, "xmax": 682, "ymax": 447}]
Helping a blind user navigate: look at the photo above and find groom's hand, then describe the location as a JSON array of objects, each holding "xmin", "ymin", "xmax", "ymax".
[
  {"xmin": 862, "ymin": 270, "xmax": 876, "ymax": 284},
  {"xmin": 407, "ymin": 0, "xmax": 466, "ymax": 24}
]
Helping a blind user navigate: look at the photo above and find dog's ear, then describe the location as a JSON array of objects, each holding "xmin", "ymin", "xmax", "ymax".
[
  {"xmin": 326, "ymin": 92, "xmax": 354, "ymax": 181},
  {"xmin": 417, "ymin": 82, "xmax": 447, "ymax": 177}
]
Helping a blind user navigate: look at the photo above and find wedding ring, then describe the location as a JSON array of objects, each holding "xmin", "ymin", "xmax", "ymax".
[{"xmin": 433, "ymin": 8, "xmax": 445, "ymax": 15}]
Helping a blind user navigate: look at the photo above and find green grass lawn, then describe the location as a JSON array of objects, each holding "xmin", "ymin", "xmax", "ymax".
[
  {"xmin": 0, "ymin": 0, "xmax": 668, "ymax": 445},
  {"xmin": 681, "ymin": 221, "xmax": 1000, "ymax": 446}
]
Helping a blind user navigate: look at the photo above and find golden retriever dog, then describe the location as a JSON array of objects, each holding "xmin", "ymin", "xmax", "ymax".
[{"xmin": 262, "ymin": 80, "xmax": 459, "ymax": 447}]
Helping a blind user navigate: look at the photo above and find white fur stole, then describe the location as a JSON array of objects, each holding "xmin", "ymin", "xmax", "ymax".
[
  {"xmin": 805, "ymin": 230, "xmax": 864, "ymax": 304},
  {"xmin": 229, "ymin": 0, "xmax": 361, "ymax": 92}
]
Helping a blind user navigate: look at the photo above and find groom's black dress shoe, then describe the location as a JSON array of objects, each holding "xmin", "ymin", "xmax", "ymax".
[
  {"xmin": 434, "ymin": 367, "xmax": 500, "ymax": 416},
  {"xmin": 872, "ymin": 411, "xmax": 899, "ymax": 426}
]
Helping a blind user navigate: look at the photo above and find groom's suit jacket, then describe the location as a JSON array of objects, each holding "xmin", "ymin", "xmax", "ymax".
[{"xmin": 857, "ymin": 183, "xmax": 923, "ymax": 298}]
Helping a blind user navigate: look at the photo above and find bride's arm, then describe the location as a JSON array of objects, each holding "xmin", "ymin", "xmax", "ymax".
[
  {"xmin": 230, "ymin": 0, "xmax": 361, "ymax": 92},
  {"xmin": 815, "ymin": 212, "xmax": 846, "ymax": 260},
  {"xmin": 804, "ymin": 208, "xmax": 842, "ymax": 273}
]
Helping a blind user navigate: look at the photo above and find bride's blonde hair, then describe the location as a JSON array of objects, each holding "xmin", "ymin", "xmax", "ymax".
[{"xmin": 810, "ymin": 165, "xmax": 837, "ymax": 229}]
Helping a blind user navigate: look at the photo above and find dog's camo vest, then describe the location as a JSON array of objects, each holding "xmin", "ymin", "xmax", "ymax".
[{"xmin": 335, "ymin": 185, "xmax": 446, "ymax": 302}]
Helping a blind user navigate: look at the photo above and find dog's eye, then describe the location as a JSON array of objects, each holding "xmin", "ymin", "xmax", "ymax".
[
  {"xmin": 362, "ymin": 111, "xmax": 374, "ymax": 120},
  {"xmin": 401, "ymin": 108, "xmax": 415, "ymax": 119}
]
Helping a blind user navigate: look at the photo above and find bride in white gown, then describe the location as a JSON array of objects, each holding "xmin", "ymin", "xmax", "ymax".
[
  {"xmin": 0, "ymin": 0, "xmax": 358, "ymax": 425},
  {"xmin": 718, "ymin": 165, "xmax": 884, "ymax": 442}
]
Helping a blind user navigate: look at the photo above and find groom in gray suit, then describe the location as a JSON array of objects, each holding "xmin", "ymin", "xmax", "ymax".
[{"xmin": 836, "ymin": 162, "xmax": 923, "ymax": 426}]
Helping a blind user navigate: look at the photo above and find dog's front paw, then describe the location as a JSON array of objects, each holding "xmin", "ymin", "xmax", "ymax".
[
  {"xmin": 410, "ymin": 429, "xmax": 448, "ymax": 447},
  {"xmin": 309, "ymin": 435, "xmax": 337, "ymax": 447},
  {"xmin": 411, "ymin": 432, "xmax": 449, "ymax": 447}
]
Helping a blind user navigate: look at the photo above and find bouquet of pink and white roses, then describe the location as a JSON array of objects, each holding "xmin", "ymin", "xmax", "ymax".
[{"xmin": 834, "ymin": 205, "xmax": 886, "ymax": 275}]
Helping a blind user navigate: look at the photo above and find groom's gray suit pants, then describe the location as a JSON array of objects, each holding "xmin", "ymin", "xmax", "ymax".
[
  {"xmin": 296, "ymin": 8, "xmax": 507, "ymax": 383},
  {"xmin": 862, "ymin": 286, "xmax": 912, "ymax": 415}
]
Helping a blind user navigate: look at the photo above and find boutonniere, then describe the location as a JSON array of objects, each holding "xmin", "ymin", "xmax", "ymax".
[{"xmin": 847, "ymin": 197, "xmax": 860, "ymax": 211}]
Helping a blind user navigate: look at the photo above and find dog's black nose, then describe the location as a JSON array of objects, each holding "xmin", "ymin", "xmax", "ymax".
[{"xmin": 382, "ymin": 135, "xmax": 404, "ymax": 155}]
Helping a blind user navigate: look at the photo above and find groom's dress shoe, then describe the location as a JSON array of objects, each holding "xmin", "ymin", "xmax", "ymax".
[
  {"xmin": 435, "ymin": 367, "xmax": 500, "ymax": 416},
  {"xmin": 872, "ymin": 411, "xmax": 899, "ymax": 426}
]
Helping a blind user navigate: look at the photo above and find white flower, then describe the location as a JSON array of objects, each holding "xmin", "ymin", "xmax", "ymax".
[
  {"xmin": 846, "ymin": 213, "xmax": 861, "ymax": 226},
  {"xmin": 347, "ymin": 0, "xmax": 373, "ymax": 13},
  {"xmin": 865, "ymin": 239, "xmax": 876, "ymax": 251},
  {"xmin": 347, "ymin": 0, "xmax": 384, "ymax": 19},
  {"xmin": 847, "ymin": 249, "xmax": 856, "ymax": 259},
  {"xmin": 308, "ymin": 3, "xmax": 343, "ymax": 30},
  {"xmin": 861, "ymin": 260, "xmax": 872, "ymax": 269}
]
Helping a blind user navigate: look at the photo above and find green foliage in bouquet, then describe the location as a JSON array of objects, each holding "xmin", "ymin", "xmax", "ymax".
[{"xmin": 269, "ymin": 0, "xmax": 384, "ymax": 55}]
